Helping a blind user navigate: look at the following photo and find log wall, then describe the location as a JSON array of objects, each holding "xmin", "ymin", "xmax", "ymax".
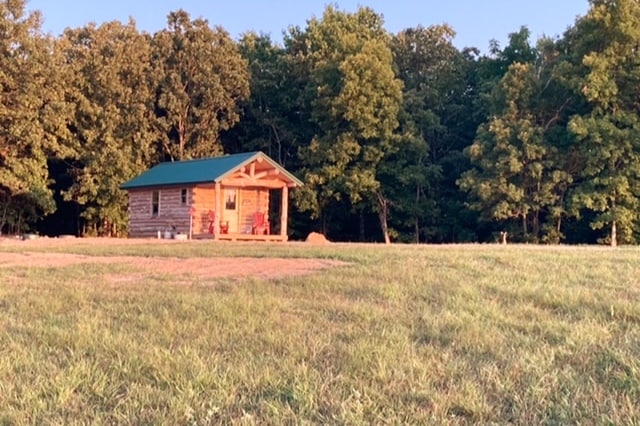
[
  {"xmin": 192, "ymin": 184, "xmax": 216, "ymax": 235},
  {"xmin": 127, "ymin": 186, "xmax": 192, "ymax": 238}
]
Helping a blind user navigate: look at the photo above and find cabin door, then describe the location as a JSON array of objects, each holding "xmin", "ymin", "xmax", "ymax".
[{"xmin": 223, "ymin": 188, "xmax": 240, "ymax": 233}]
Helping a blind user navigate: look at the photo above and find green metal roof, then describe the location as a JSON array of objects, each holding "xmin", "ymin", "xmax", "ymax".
[{"xmin": 120, "ymin": 151, "xmax": 303, "ymax": 190}]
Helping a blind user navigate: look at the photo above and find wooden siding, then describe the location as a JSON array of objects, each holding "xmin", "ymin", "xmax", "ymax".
[
  {"xmin": 192, "ymin": 184, "xmax": 216, "ymax": 235},
  {"xmin": 237, "ymin": 188, "xmax": 269, "ymax": 234},
  {"xmin": 127, "ymin": 186, "xmax": 193, "ymax": 238},
  {"xmin": 190, "ymin": 186, "xmax": 271, "ymax": 237},
  {"xmin": 241, "ymin": 188, "xmax": 269, "ymax": 234},
  {"xmin": 128, "ymin": 185, "xmax": 275, "ymax": 238}
]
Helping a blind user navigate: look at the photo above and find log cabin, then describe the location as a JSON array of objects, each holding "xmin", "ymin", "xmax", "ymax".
[{"xmin": 120, "ymin": 151, "xmax": 303, "ymax": 241}]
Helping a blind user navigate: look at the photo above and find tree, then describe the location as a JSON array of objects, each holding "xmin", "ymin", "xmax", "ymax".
[
  {"xmin": 0, "ymin": 0, "xmax": 70, "ymax": 234},
  {"xmin": 292, "ymin": 6, "xmax": 403, "ymax": 243},
  {"xmin": 567, "ymin": 0, "xmax": 640, "ymax": 246},
  {"xmin": 389, "ymin": 25, "xmax": 480, "ymax": 243},
  {"xmin": 59, "ymin": 21, "xmax": 160, "ymax": 235},
  {"xmin": 152, "ymin": 10, "xmax": 250, "ymax": 160},
  {"xmin": 459, "ymin": 31, "xmax": 574, "ymax": 242},
  {"xmin": 473, "ymin": 27, "xmax": 540, "ymax": 128},
  {"xmin": 223, "ymin": 32, "xmax": 312, "ymax": 167}
]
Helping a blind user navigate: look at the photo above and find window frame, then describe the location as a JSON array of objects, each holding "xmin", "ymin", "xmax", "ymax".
[
  {"xmin": 224, "ymin": 189, "xmax": 237, "ymax": 210},
  {"xmin": 180, "ymin": 188, "xmax": 188, "ymax": 206},
  {"xmin": 151, "ymin": 190, "xmax": 160, "ymax": 217}
]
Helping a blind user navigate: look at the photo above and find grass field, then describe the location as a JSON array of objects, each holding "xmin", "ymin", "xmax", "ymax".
[{"xmin": 0, "ymin": 240, "xmax": 639, "ymax": 424}]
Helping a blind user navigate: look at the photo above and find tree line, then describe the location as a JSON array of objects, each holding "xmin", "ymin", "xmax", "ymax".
[{"xmin": 1, "ymin": 0, "xmax": 639, "ymax": 245}]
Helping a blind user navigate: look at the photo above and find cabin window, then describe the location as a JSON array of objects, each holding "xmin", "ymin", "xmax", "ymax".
[
  {"xmin": 152, "ymin": 190, "xmax": 160, "ymax": 217},
  {"xmin": 181, "ymin": 188, "xmax": 188, "ymax": 205},
  {"xmin": 225, "ymin": 189, "xmax": 237, "ymax": 210}
]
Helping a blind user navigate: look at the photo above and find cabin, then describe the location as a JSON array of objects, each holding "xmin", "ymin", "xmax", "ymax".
[{"xmin": 120, "ymin": 151, "xmax": 303, "ymax": 241}]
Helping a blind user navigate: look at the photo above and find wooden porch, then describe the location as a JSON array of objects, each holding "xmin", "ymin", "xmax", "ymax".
[{"xmin": 195, "ymin": 233, "xmax": 288, "ymax": 242}]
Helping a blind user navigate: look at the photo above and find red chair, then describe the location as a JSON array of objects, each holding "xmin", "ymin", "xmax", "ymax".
[
  {"xmin": 219, "ymin": 221, "xmax": 229, "ymax": 234},
  {"xmin": 252, "ymin": 211, "xmax": 270, "ymax": 235},
  {"xmin": 208, "ymin": 210, "xmax": 230, "ymax": 234}
]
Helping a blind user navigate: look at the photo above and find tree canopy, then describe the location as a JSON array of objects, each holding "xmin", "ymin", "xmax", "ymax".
[
  {"xmin": 0, "ymin": 0, "xmax": 69, "ymax": 234},
  {"xmin": 3, "ymin": 1, "xmax": 640, "ymax": 245},
  {"xmin": 153, "ymin": 10, "xmax": 249, "ymax": 161}
]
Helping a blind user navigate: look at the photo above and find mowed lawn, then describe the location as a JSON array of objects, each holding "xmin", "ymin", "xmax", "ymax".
[{"xmin": 0, "ymin": 240, "xmax": 639, "ymax": 424}]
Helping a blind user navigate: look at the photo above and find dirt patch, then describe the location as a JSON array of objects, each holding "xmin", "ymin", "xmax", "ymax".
[{"xmin": 0, "ymin": 251, "xmax": 344, "ymax": 283}]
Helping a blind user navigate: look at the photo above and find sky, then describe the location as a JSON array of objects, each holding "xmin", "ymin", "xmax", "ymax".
[{"xmin": 27, "ymin": 0, "xmax": 589, "ymax": 52}]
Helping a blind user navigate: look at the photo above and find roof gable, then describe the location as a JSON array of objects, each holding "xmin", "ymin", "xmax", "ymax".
[{"xmin": 120, "ymin": 152, "xmax": 302, "ymax": 190}]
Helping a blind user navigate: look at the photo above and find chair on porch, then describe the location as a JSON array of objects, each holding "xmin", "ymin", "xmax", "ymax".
[
  {"xmin": 219, "ymin": 221, "xmax": 229, "ymax": 234},
  {"xmin": 208, "ymin": 210, "xmax": 229, "ymax": 234},
  {"xmin": 251, "ymin": 211, "xmax": 270, "ymax": 235}
]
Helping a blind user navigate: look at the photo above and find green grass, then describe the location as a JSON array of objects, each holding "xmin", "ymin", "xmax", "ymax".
[{"xmin": 1, "ymin": 241, "xmax": 639, "ymax": 424}]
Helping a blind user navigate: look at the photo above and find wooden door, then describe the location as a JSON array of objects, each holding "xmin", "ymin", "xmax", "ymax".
[{"xmin": 223, "ymin": 188, "xmax": 239, "ymax": 232}]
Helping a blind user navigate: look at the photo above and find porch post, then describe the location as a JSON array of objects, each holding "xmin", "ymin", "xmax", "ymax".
[
  {"xmin": 280, "ymin": 185, "xmax": 289, "ymax": 240},
  {"xmin": 214, "ymin": 181, "xmax": 222, "ymax": 239}
]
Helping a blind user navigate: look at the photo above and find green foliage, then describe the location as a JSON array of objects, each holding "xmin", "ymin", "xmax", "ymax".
[
  {"xmin": 389, "ymin": 25, "xmax": 480, "ymax": 242},
  {"xmin": 0, "ymin": 0, "xmax": 69, "ymax": 234},
  {"xmin": 5, "ymin": 1, "xmax": 640, "ymax": 244},
  {"xmin": 223, "ymin": 32, "xmax": 311, "ymax": 168},
  {"xmin": 459, "ymin": 31, "xmax": 575, "ymax": 243},
  {"xmin": 292, "ymin": 6, "xmax": 403, "ymax": 242},
  {"xmin": 567, "ymin": 0, "xmax": 640, "ymax": 245},
  {"xmin": 152, "ymin": 10, "xmax": 250, "ymax": 161},
  {"xmin": 59, "ymin": 21, "xmax": 160, "ymax": 236}
]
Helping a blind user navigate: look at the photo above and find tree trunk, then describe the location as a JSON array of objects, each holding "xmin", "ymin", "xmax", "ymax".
[
  {"xmin": 270, "ymin": 124, "xmax": 283, "ymax": 165},
  {"xmin": 0, "ymin": 202, "xmax": 8, "ymax": 235},
  {"xmin": 556, "ymin": 216, "xmax": 562, "ymax": 234},
  {"xmin": 376, "ymin": 191, "xmax": 391, "ymax": 245},
  {"xmin": 611, "ymin": 220, "xmax": 617, "ymax": 247},
  {"xmin": 17, "ymin": 212, "xmax": 22, "ymax": 235},
  {"xmin": 533, "ymin": 209, "xmax": 540, "ymax": 241},
  {"xmin": 415, "ymin": 186, "xmax": 421, "ymax": 243},
  {"xmin": 321, "ymin": 214, "xmax": 328, "ymax": 237},
  {"xmin": 359, "ymin": 209, "xmax": 365, "ymax": 242},
  {"xmin": 178, "ymin": 115, "xmax": 186, "ymax": 160}
]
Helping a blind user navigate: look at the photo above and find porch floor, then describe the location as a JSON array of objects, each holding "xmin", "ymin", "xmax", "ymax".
[{"xmin": 196, "ymin": 233, "xmax": 288, "ymax": 242}]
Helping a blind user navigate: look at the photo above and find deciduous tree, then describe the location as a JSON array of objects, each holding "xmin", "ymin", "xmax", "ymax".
[
  {"xmin": 389, "ymin": 25, "xmax": 480, "ymax": 242},
  {"xmin": 0, "ymin": 0, "xmax": 70, "ymax": 234},
  {"xmin": 459, "ymin": 32, "xmax": 575, "ymax": 242},
  {"xmin": 567, "ymin": 0, "xmax": 640, "ymax": 246},
  {"xmin": 223, "ymin": 32, "xmax": 312, "ymax": 168},
  {"xmin": 60, "ymin": 21, "xmax": 160, "ymax": 235},
  {"xmin": 152, "ymin": 10, "xmax": 249, "ymax": 160},
  {"xmin": 293, "ymin": 6, "xmax": 403, "ymax": 243}
]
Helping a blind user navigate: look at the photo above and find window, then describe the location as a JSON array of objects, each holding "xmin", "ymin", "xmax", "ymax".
[
  {"xmin": 181, "ymin": 188, "xmax": 188, "ymax": 205},
  {"xmin": 152, "ymin": 190, "xmax": 159, "ymax": 217},
  {"xmin": 225, "ymin": 189, "xmax": 237, "ymax": 210}
]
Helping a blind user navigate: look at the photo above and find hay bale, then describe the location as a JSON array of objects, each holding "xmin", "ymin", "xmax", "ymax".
[{"xmin": 305, "ymin": 232, "xmax": 330, "ymax": 245}]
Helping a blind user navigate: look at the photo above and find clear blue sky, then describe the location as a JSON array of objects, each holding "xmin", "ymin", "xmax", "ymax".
[{"xmin": 27, "ymin": 0, "xmax": 589, "ymax": 52}]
